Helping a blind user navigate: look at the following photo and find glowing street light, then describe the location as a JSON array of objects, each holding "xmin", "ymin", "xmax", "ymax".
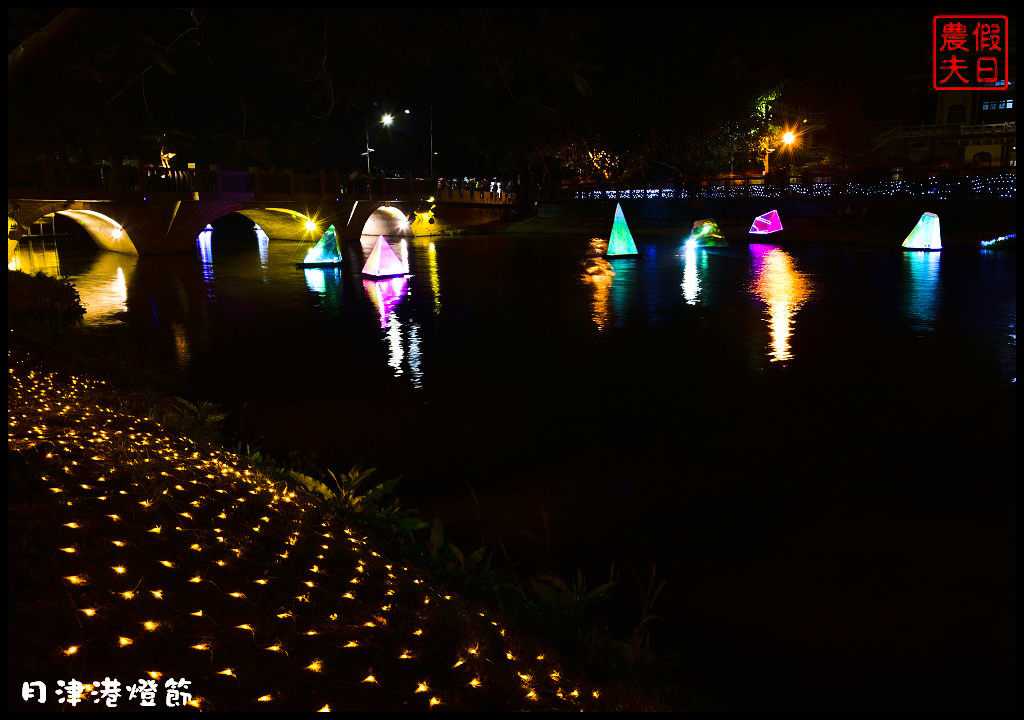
[
  {"xmin": 364, "ymin": 113, "xmax": 394, "ymax": 200},
  {"xmin": 765, "ymin": 128, "xmax": 797, "ymax": 174},
  {"xmin": 364, "ymin": 113, "xmax": 394, "ymax": 175}
]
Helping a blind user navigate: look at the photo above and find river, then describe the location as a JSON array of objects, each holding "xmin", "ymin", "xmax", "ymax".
[{"xmin": 10, "ymin": 217, "xmax": 1016, "ymax": 710}]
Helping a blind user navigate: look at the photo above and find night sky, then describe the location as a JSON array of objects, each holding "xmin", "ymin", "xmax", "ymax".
[{"xmin": 6, "ymin": 8, "xmax": 1016, "ymax": 176}]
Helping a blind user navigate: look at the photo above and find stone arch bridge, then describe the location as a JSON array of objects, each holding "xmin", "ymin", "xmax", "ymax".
[{"xmin": 8, "ymin": 164, "xmax": 519, "ymax": 257}]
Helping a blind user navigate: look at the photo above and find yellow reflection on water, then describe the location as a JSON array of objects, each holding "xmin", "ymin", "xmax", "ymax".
[
  {"xmin": 9, "ymin": 237, "xmax": 61, "ymax": 275},
  {"xmin": 10, "ymin": 242, "xmax": 136, "ymax": 326},
  {"xmin": 75, "ymin": 253, "xmax": 136, "ymax": 325},
  {"xmin": 582, "ymin": 257, "xmax": 615, "ymax": 331},
  {"xmin": 172, "ymin": 321, "xmax": 191, "ymax": 373},
  {"xmin": 427, "ymin": 242, "xmax": 441, "ymax": 313},
  {"xmin": 749, "ymin": 245, "xmax": 813, "ymax": 362}
]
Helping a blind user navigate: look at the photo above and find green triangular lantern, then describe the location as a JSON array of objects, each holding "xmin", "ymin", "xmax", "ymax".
[
  {"xmin": 606, "ymin": 203, "xmax": 638, "ymax": 257},
  {"xmin": 300, "ymin": 224, "xmax": 341, "ymax": 265}
]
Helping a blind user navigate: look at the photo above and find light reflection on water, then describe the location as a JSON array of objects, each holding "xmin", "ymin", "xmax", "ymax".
[
  {"xmin": 304, "ymin": 266, "xmax": 342, "ymax": 296},
  {"xmin": 680, "ymin": 239, "xmax": 705, "ymax": 305},
  {"xmin": 363, "ymin": 275, "xmax": 421, "ymax": 385},
  {"xmin": 581, "ymin": 256, "xmax": 615, "ymax": 330},
  {"xmin": 608, "ymin": 256, "xmax": 637, "ymax": 329},
  {"xmin": 12, "ymin": 241, "xmax": 135, "ymax": 326},
  {"xmin": 426, "ymin": 241, "xmax": 442, "ymax": 313},
  {"xmin": 256, "ymin": 224, "xmax": 270, "ymax": 274},
  {"xmin": 363, "ymin": 275, "xmax": 409, "ymax": 328},
  {"xmin": 901, "ymin": 250, "xmax": 941, "ymax": 334},
  {"xmin": 9, "ymin": 236, "xmax": 62, "ymax": 276},
  {"xmin": 197, "ymin": 224, "xmax": 214, "ymax": 285},
  {"xmin": 748, "ymin": 243, "xmax": 814, "ymax": 362},
  {"xmin": 11, "ymin": 223, "xmax": 1015, "ymax": 712},
  {"xmin": 14, "ymin": 231, "xmax": 1015, "ymax": 389}
]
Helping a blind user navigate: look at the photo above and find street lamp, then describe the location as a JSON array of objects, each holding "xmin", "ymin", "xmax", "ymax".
[
  {"xmin": 402, "ymin": 107, "xmax": 434, "ymax": 179},
  {"xmin": 364, "ymin": 113, "xmax": 394, "ymax": 200},
  {"xmin": 764, "ymin": 128, "xmax": 797, "ymax": 174}
]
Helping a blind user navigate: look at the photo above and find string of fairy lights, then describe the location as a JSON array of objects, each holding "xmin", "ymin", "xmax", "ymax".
[
  {"xmin": 8, "ymin": 349, "xmax": 605, "ymax": 712},
  {"xmin": 575, "ymin": 172, "xmax": 1016, "ymax": 201}
]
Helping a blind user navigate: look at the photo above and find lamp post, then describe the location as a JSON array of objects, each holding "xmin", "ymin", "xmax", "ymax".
[
  {"xmin": 364, "ymin": 113, "xmax": 394, "ymax": 200},
  {"xmin": 764, "ymin": 128, "xmax": 796, "ymax": 175}
]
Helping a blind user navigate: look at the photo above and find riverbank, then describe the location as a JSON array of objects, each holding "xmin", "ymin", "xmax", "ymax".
[
  {"xmin": 475, "ymin": 203, "xmax": 1016, "ymax": 249},
  {"xmin": 7, "ymin": 271, "xmax": 701, "ymax": 713}
]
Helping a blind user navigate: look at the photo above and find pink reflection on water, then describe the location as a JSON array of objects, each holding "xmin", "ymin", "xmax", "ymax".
[{"xmin": 363, "ymin": 275, "xmax": 409, "ymax": 328}]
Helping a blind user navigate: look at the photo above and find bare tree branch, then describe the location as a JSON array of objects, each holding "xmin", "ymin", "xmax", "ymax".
[{"xmin": 8, "ymin": 8, "xmax": 96, "ymax": 89}]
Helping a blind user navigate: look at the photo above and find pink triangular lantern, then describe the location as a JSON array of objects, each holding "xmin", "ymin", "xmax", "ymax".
[
  {"xmin": 749, "ymin": 210, "xmax": 783, "ymax": 235},
  {"xmin": 362, "ymin": 235, "xmax": 406, "ymax": 278}
]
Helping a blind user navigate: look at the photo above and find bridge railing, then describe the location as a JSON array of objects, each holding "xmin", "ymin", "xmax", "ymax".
[
  {"xmin": 9, "ymin": 159, "xmax": 527, "ymax": 206},
  {"xmin": 569, "ymin": 170, "xmax": 1016, "ymax": 202},
  {"xmin": 433, "ymin": 186, "xmax": 517, "ymax": 205}
]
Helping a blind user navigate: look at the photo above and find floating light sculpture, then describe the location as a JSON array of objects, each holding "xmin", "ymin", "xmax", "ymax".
[
  {"xmin": 686, "ymin": 219, "xmax": 728, "ymax": 247},
  {"xmin": 749, "ymin": 210, "xmax": 783, "ymax": 235},
  {"xmin": 362, "ymin": 235, "xmax": 407, "ymax": 278},
  {"xmin": 255, "ymin": 224, "xmax": 270, "ymax": 268},
  {"xmin": 901, "ymin": 212, "xmax": 942, "ymax": 250},
  {"xmin": 298, "ymin": 225, "xmax": 341, "ymax": 267},
  {"xmin": 605, "ymin": 203, "xmax": 638, "ymax": 257}
]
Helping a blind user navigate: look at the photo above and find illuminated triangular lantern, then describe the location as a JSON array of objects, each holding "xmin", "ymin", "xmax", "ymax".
[
  {"xmin": 606, "ymin": 203, "xmax": 638, "ymax": 257},
  {"xmin": 749, "ymin": 210, "xmax": 783, "ymax": 235},
  {"xmin": 302, "ymin": 224, "xmax": 341, "ymax": 264},
  {"xmin": 362, "ymin": 235, "xmax": 407, "ymax": 277},
  {"xmin": 902, "ymin": 212, "xmax": 942, "ymax": 250},
  {"xmin": 687, "ymin": 218, "xmax": 728, "ymax": 247}
]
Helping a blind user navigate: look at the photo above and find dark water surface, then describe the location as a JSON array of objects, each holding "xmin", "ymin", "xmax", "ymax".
[{"xmin": 13, "ymin": 223, "xmax": 1016, "ymax": 710}]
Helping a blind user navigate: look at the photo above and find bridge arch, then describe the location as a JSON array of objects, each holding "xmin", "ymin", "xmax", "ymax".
[
  {"xmin": 234, "ymin": 207, "xmax": 321, "ymax": 241},
  {"xmin": 360, "ymin": 206, "xmax": 413, "ymax": 237},
  {"xmin": 55, "ymin": 207, "xmax": 140, "ymax": 255}
]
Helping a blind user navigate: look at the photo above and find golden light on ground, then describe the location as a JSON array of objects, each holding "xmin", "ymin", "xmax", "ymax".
[{"xmin": 8, "ymin": 349, "xmax": 610, "ymax": 713}]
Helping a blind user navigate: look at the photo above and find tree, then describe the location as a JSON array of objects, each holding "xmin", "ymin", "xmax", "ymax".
[{"xmin": 8, "ymin": 8, "xmax": 95, "ymax": 88}]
